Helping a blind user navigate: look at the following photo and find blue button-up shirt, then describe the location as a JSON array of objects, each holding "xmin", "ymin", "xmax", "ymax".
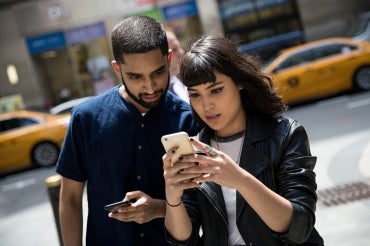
[{"xmin": 56, "ymin": 85, "xmax": 199, "ymax": 245}]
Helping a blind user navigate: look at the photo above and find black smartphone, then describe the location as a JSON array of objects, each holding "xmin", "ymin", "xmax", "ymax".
[{"xmin": 104, "ymin": 200, "xmax": 132, "ymax": 212}]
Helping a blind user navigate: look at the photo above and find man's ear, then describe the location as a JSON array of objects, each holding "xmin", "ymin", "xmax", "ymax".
[
  {"xmin": 167, "ymin": 49, "xmax": 173, "ymax": 63},
  {"xmin": 111, "ymin": 60, "xmax": 122, "ymax": 79},
  {"xmin": 111, "ymin": 60, "xmax": 120, "ymax": 72}
]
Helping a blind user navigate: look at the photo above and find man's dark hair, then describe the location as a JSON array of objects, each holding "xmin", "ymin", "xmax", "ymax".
[{"xmin": 111, "ymin": 16, "xmax": 168, "ymax": 64}]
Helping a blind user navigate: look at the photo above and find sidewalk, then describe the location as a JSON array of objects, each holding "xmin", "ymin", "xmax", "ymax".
[{"xmin": 0, "ymin": 130, "xmax": 369, "ymax": 245}]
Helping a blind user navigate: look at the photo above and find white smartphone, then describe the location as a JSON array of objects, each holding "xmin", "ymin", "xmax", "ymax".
[{"xmin": 161, "ymin": 131, "xmax": 195, "ymax": 163}]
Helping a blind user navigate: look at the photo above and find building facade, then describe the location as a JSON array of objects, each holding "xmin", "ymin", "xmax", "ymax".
[{"xmin": 0, "ymin": 0, "xmax": 369, "ymax": 110}]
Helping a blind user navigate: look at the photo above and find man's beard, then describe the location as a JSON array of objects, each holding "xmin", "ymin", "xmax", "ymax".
[{"xmin": 120, "ymin": 73, "xmax": 169, "ymax": 109}]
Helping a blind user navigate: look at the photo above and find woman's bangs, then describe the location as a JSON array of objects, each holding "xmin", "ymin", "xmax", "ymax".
[{"xmin": 182, "ymin": 55, "xmax": 215, "ymax": 87}]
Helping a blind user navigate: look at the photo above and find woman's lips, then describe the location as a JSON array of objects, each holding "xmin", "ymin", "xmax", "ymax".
[{"xmin": 205, "ymin": 114, "xmax": 220, "ymax": 123}]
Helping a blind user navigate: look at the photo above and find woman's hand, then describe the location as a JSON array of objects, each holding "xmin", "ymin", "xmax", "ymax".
[
  {"xmin": 182, "ymin": 138, "xmax": 248, "ymax": 189},
  {"xmin": 162, "ymin": 148, "xmax": 201, "ymax": 205}
]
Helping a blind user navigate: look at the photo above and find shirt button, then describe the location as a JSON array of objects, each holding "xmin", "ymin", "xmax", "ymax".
[
  {"xmin": 137, "ymin": 176, "xmax": 141, "ymax": 180},
  {"xmin": 141, "ymin": 123, "xmax": 144, "ymax": 128},
  {"xmin": 140, "ymin": 233, "xmax": 144, "ymax": 237},
  {"xmin": 138, "ymin": 145, "xmax": 142, "ymax": 150}
]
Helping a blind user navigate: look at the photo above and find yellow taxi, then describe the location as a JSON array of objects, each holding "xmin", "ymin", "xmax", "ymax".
[
  {"xmin": 0, "ymin": 110, "xmax": 70, "ymax": 174},
  {"xmin": 263, "ymin": 37, "xmax": 370, "ymax": 104}
]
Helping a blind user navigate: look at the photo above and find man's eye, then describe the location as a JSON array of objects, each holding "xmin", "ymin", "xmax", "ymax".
[
  {"xmin": 128, "ymin": 75, "xmax": 140, "ymax": 80},
  {"xmin": 153, "ymin": 70, "xmax": 164, "ymax": 76}
]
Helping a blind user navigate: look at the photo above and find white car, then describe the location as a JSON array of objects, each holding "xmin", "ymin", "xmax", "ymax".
[{"xmin": 49, "ymin": 97, "xmax": 92, "ymax": 115}]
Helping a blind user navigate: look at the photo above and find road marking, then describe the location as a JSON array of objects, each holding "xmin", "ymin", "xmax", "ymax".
[
  {"xmin": 347, "ymin": 98, "xmax": 370, "ymax": 109},
  {"xmin": 0, "ymin": 178, "xmax": 37, "ymax": 192}
]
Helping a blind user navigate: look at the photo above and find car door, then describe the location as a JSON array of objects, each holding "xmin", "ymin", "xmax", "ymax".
[
  {"xmin": 310, "ymin": 43, "xmax": 360, "ymax": 94},
  {"xmin": 0, "ymin": 118, "xmax": 37, "ymax": 172},
  {"xmin": 271, "ymin": 50, "xmax": 318, "ymax": 103}
]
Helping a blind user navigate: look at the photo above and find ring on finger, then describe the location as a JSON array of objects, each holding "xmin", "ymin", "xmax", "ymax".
[{"xmin": 205, "ymin": 145, "xmax": 217, "ymax": 156}]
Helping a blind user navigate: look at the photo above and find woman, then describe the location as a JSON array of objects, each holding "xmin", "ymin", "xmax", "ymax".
[{"xmin": 162, "ymin": 35, "xmax": 323, "ymax": 246}]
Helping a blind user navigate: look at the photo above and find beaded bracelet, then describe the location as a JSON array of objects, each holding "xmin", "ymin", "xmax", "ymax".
[{"xmin": 166, "ymin": 199, "xmax": 182, "ymax": 207}]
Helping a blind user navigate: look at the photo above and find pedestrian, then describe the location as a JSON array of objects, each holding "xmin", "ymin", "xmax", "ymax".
[
  {"xmin": 162, "ymin": 35, "xmax": 324, "ymax": 246},
  {"xmin": 56, "ymin": 16, "xmax": 199, "ymax": 245},
  {"xmin": 166, "ymin": 28, "xmax": 189, "ymax": 103}
]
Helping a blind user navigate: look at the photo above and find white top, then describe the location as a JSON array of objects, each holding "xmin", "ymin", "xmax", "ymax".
[{"xmin": 211, "ymin": 134, "xmax": 245, "ymax": 245}]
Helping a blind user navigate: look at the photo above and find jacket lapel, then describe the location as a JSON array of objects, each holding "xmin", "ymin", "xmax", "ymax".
[{"xmin": 199, "ymin": 182, "xmax": 228, "ymax": 224}]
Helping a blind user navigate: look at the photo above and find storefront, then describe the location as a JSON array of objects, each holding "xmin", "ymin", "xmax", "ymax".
[
  {"xmin": 16, "ymin": 0, "xmax": 203, "ymax": 109},
  {"xmin": 217, "ymin": 0, "xmax": 304, "ymax": 61}
]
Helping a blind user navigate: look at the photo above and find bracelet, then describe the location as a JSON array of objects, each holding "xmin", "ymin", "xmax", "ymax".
[{"xmin": 166, "ymin": 199, "xmax": 182, "ymax": 207}]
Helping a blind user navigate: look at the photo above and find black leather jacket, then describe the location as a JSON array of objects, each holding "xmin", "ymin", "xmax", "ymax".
[{"xmin": 166, "ymin": 113, "xmax": 323, "ymax": 246}]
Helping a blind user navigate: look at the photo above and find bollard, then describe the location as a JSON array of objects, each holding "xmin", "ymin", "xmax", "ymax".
[{"xmin": 45, "ymin": 174, "xmax": 63, "ymax": 246}]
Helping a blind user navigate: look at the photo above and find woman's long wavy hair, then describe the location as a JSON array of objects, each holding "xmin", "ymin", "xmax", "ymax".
[{"xmin": 179, "ymin": 34, "xmax": 287, "ymax": 125}]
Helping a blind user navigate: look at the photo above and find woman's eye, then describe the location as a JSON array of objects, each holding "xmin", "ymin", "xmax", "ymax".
[
  {"xmin": 188, "ymin": 93, "xmax": 199, "ymax": 98},
  {"xmin": 211, "ymin": 87, "xmax": 224, "ymax": 94}
]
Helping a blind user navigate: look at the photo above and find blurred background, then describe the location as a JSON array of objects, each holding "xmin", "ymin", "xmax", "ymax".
[
  {"xmin": 1, "ymin": 0, "xmax": 370, "ymax": 245},
  {"xmin": 1, "ymin": 0, "xmax": 370, "ymax": 111}
]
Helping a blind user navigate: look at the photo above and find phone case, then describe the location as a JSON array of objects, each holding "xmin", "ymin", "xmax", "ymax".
[
  {"xmin": 161, "ymin": 132, "xmax": 195, "ymax": 163},
  {"xmin": 104, "ymin": 200, "xmax": 131, "ymax": 212}
]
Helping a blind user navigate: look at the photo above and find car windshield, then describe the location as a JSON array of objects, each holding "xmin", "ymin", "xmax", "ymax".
[
  {"xmin": 346, "ymin": 13, "xmax": 370, "ymax": 37},
  {"xmin": 0, "ymin": 118, "xmax": 38, "ymax": 133},
  {"xmin": 262, "ymin": 52, "xmax": 281, "ymax": 69}
]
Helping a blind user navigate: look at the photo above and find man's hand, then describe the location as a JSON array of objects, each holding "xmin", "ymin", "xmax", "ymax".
[{"xmin": 108, "ymin": 190, "xmax": 166, "ymax": 224}]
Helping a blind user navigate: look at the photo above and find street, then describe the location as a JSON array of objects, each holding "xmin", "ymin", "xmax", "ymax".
[{"xmin": 1, "ymin": 90, "xmax": 370, "ymax": 245}]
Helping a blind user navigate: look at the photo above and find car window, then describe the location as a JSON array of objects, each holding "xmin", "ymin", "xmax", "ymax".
[
  {"xmin": 278, "ymin": 50, "xmax": 312, "ymax": 70},
  {"xmin": 0, "ymin": 118, "xmax": 38, "ymax": 133},
  {"xmin": 311, "ymin": 43, "xmax": 357, "ymax": 60}
]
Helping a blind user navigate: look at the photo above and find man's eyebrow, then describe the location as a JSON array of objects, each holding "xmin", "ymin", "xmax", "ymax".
[
  {"xmin": 153, "ymin": 65, "xmax": 166, "ymax": 73},
  {"xmin": 125, "ymin": 65, "xmax": 166, "ymax": 77}
]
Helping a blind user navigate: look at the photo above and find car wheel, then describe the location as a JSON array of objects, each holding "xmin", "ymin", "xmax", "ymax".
[
  {"xmin": 32, "ymin": 142, "xmax": 60, "ymax": 167},
  {"xmin": 354, "ymin": 66, "xmax": 370, "ymax": 90}
]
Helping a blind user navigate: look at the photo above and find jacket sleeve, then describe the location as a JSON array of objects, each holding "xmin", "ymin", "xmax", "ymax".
[{"xmin": 273, "ymin": 119, "xmax": 318, "ymax": 244}]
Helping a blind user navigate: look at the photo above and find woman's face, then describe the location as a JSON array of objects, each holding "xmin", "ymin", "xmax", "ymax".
[{"xmin": 187, "ymin": 71, "xmax": 246, "ymax": 137}]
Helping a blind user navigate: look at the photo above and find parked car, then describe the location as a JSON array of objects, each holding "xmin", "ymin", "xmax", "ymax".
[
  {"xmin": 49, "ymin": 96, "xmax": 92, "ymax": 115},
  {"xmin": 0, "ymin": 110, "xmax": 70, "ymax": 174},
  {"xmin": 263, "ymin": 37, "xmax": 370, "ymax": 104}
]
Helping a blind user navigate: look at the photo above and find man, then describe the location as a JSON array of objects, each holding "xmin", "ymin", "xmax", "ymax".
[
  {"xmin": 56, "ymin": 16, "xmax": 199, "ymax": 245},
  {"xmin": 166, "ymin": 29, "xmax": 189, "ymax": 103}
]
